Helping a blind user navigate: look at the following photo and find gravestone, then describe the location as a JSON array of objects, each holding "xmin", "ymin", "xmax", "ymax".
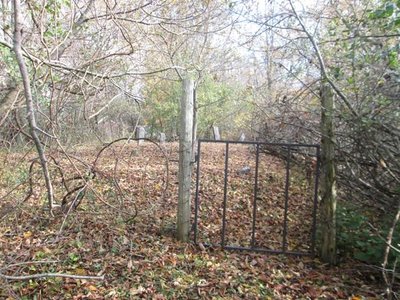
[
  {"xmin": 237, "ymin": 166, "xmax": 251, "ymax": 175},
  {"xmin": 159, "ymin": 132, "xmax": 166, "ymax": 143},
  {"xmin": 212, "ymin": 126, "xmax": 220, "ymax": 140},
  {"xmin": 136, "ymin": 126, "xmax": 145, "ymax": 145},
  {"xmin": 144, "ymin": 126, "xmax": 152, "ymax": 139},
  {"xmin": 239, "ymin": 133, "xmax": 245, "ymax": 141}
]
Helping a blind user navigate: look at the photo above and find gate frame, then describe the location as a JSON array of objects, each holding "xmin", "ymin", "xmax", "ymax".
[{"xmin": 193, "ymin": 139, "xmax": 320, "ymax": 257}]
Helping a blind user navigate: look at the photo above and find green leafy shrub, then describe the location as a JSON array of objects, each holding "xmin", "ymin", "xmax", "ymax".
[{"xmin": 337, "ymin": 203, "xmax": 400, "ymax": 265}]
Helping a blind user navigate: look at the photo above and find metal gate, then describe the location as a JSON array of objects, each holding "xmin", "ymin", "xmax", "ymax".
[{"xmin": 193, "ymin": 139, "xmax": 320, "ymax": 256}]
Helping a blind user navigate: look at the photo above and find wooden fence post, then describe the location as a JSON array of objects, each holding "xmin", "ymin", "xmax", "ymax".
[
  {"xmin": 319, "ymin": 81, "xmax": 337, "ymax": 265},
  {"xmin": 177, "ymin": 79, "xmax": 194, "ymax": 242}
]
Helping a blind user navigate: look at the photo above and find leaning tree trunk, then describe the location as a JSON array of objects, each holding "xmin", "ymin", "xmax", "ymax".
[
  {"xmin": 319, "ymin": 81, "xmax": 337, "ymax": 265},
  {"xmin": 13, "ymin": 0, "xmax": 55, "ymax": 212}
]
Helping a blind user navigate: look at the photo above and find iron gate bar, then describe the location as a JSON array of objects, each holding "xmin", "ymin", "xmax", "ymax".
[
  {"xmin": 194, "ymin": 139, "xmax": 320, "ymax": 257},
  {"xmin": 221, "ymin": 142, "xmax": 229, "ymax": 247},
  {"xmin": 193, "ymin": 139, "xmax": 201, "ymax": 245},
  {"xmin": 282, "ymin": 146, "xmax": 291, "ymax": 253},
  {"xmin": 251, "ymin": 143, "xmax": 260, "ymax": 248}
]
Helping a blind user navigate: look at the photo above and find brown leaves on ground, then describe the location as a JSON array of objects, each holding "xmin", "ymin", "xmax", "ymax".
[{"xmin": 0, "ymin": 142, "xmax": 383, "ymax": 299}]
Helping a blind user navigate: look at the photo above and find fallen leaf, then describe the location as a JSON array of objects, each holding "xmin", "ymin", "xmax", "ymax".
[
  {"xmin": 74, "ymin": 268, "xmax": 87, "ymax": 276},
  {"xmin": 23, "ymin": 231, "xmax": 32, "ymax": 238},
  {"xmin": 87, "ymin": 285, "xmax": 97, "ymax": 291},
  {"xmin": 130, "ymin": 286, "xmax": 146, "ymax": 295},
  {"xmin": 198, "ymin": 242, "xmax": 206, "ymax": 251},
  {"xmin": 122, "ymin": 235, "xmax": 129, "ymax": 245},
  {"xmin": 127, "ymin": 259, "xmax": 133, "ymax": 269}
]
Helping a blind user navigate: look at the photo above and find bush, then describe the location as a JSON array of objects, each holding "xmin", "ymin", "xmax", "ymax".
[{"xmin": 336, "ymin": 203, "xmax": 400, "ymax": 265}]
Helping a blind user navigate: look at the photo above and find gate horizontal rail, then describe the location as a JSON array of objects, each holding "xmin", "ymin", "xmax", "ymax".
[{"xmin": 195, "ymin": 139, "xmax": 320, "ymax": 148}]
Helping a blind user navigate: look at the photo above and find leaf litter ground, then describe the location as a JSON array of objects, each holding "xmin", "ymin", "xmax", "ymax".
[{"xmin": 0, "ymin": 141, "xmax": 383, "ymax": 299}]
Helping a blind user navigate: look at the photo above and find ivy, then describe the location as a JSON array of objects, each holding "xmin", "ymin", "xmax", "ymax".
[
  {"xmin": 0, "ymin": 45, "xmax": 20, "ymax": 80},
  {"xmin": 369, "ymin": 0, "xmax": 400, "ymax": 29},
  {"xmin": 369, "ymin": 2, "xmax": 396, "ymax": 19},
  {"xmin": 388, "ymin": 50, "xmax": 400, "ymax": 68}
]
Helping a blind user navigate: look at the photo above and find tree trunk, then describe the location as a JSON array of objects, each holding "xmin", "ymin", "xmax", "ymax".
[
  {"xmin": 13, "ymin": 0, "xmax": 55, "ymax": 212},
  {"xmin": 177, "ymin": 79, "xmax": 194, "ymax": 242},
  {"xmin": 319, "ymin": 81, "xmax": 337, "ymax": 265}
]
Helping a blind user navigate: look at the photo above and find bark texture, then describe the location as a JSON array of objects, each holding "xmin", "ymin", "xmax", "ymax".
[
  {"xmin": 177, "ymin": 79, "xmax": 194, "ymax": 242},
  {"xmin": 319, "ymin": 81, "xmax": 337, "ymax": 265}
]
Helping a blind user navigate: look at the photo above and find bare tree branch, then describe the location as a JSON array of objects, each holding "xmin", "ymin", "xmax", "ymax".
[{"xmin": 288, "ymin": 0, "xmax": 358, "ymax": 117}]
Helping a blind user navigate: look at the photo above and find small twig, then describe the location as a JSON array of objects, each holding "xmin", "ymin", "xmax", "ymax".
[
  {"xmin": 59, "ymin": 185, "xmax": 87, "ymax": 235},
  {"xmin": 367, "ymin": 222, "xmax": 400, "ymax": 253},
  {"xmin": 34, "ymin": 126, "xmax": 56, "ymax": 139}
]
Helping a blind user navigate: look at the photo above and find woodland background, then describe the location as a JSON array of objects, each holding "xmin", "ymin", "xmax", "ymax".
[{"xmin": 0, "ymin": 0, "xmax": 399, "ymax": 298}]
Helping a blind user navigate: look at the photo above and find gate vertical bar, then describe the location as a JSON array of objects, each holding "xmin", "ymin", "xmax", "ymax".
[
  {"xmin": 221, "ymin": 142, "xmax": 229, "ymax": 248},
  {"xmin": 193, "ymin": 139, "xmax": 201, "ymax": 244},
  {"xmin": 282, "ymin": 146, "xmax": 291, "ymax": 252},
  {"xmin": 251, "ymin": 143, "xmax": 260, "ymax": 248},
  {"xmin": 311, "ymin": 146, "xmax": 320, "ymax": 257}
]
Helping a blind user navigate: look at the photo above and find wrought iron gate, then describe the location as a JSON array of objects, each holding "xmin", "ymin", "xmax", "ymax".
[{"xmin": 193, "ymin": 139, "xmax": 320, "ymax": 256}]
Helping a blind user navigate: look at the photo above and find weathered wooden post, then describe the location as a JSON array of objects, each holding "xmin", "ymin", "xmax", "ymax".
[
  {"xmin": 177, "ymin": 79, "xmax": 194, "ymax": 242},
  {"xmin": 319, "ymin": 81, "xmax": 337, "ymax": 265}
]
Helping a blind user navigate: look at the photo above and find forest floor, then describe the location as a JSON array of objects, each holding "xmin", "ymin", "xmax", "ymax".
[{"xmin": 0, "ymin": 141, "xmax": 384, "ymax": 299}]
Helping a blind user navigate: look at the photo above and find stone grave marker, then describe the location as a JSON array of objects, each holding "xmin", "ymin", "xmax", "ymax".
[
  {"xmin": 136, "ymin": 126, "xmax": 145, "ymax": 145},
  {"xmin": 159, "ymin": 132, "xmax": 166, "ymax": 143},
  {"xmin": 212, "ymin": 126, "xmax": 220, "ymax": 140}
]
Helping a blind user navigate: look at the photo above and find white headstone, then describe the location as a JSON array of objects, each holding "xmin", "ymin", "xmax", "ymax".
[
  {"xmin": 212, "ymin": 126, "xmax": 220, "ymax": 140},
  {"xmin": 237, "ymin": 166, "xmax": 251, "ymax": 175},
  {"xmin": 159, "ymin": 132, "xmax": 166, "ymax": 143},
  {"xmin": 136, "ymin": 126, "xmax": 145, "ymax": 145},
  {"xmin": 144, "ymin": 126, "xmax": 152, "ymax": 138},
  {"xmin": 239, "ymin": 133, "xmax": 245, "ymax": 141}
]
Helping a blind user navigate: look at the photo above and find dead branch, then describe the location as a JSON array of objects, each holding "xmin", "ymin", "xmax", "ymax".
[
  {"xmin": 59, "ymin": 184, "xmax": 88, "ymax": 234},
  {"xmin": 0, "ymin": 272, "xmax": 104, "ymax": 281},
  {"xmin": 92, "ymin": 137, "xmax": 170, "ymax": 221}
]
